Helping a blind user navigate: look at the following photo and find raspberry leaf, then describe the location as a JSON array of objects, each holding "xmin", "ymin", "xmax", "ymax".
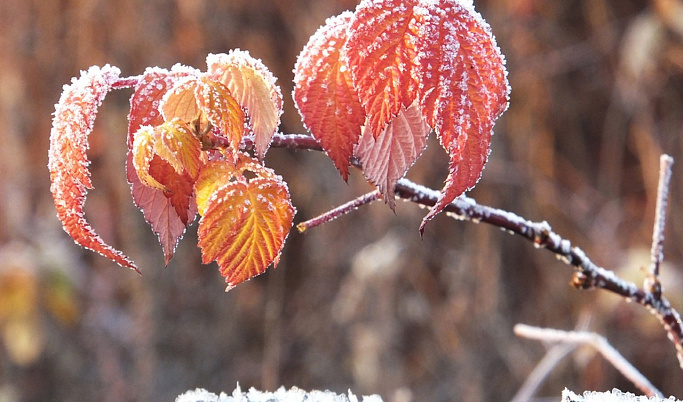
[{"xmin": 48, "ymin": 65, "xmax": 139, "ymax": 271}]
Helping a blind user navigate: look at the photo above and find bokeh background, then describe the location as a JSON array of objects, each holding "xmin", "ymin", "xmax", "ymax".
[{"xmin": 1, "ymin": 0, "xmax": 683, "ymax": 401}]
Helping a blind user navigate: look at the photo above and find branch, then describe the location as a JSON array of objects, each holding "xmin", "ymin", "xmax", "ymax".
[
  {"xmin": 645, "ymin": 155, "xmax": 674, "ymax": 299},
  {"xmin": 267, "ymin": 133, "xmax": 683, "ymax": 369},
  {"xmin": 514, "ymin": 324, "xmax": 664, "ymax": 398}
]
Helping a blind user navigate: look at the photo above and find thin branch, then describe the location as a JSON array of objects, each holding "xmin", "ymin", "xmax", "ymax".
[
  {"xmin": 297, "ymin": 190, "xmax": 382, "ymax": 232},
  {"xmin": 511, "ymin": 315, "xmax": 591, "ymax": 402},
  {"xmin": 646, "ymin": 155, "xmax": 674, "ymax": 299},
  {"xmin": 514, "ymin": 324, "xmax": 664, "ymax": 398},
  {"xmin": 266, "ymin": 133, "xmax": 683, "ymax": 369},
  {"xmin": 510, "ymin": 342, "xmax": 576, "ymax": 402}
]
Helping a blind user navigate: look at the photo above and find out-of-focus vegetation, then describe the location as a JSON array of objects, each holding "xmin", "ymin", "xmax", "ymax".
[{"xmin": 0, "ymin": 0, "xmax": 682, "ymax": 400}]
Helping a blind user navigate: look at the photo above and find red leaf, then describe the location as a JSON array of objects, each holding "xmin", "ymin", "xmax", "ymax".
[
  {"xmin": 293, "ymin": 12, "xmax": 365, "ymax": 181},
  {"xmin": 344, "ymin": 0, "xmax": 421, "ymax": 139},
  {"xmin": 355, "ymin": 103, "xmax": 430, "ymax": 209},
  {"xmin": 415, "ymin": 0, "xmax": 509, "ymax": 231},
  {"xmin": 195, "ymin": 156, "xmax": 295, "ymax": 291},
  {"xmin": 207, "ymin": 51, "xmax": 283, "ymax": 160},
  {"xmin": 127, "ymin": 66, "xmax": 199, "ymax": 264},
  {"xmin": 48, "ymin": 65, "xmax": 139, "ymax": 271}
]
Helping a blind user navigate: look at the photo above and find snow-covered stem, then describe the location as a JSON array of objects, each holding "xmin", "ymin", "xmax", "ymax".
[
  {"xmin": 514, "ymin": 324, "xmax": 664, "ymax": 398},
  {"xmin": 267, "ymin": 133, "xmax": 683, "ymax": 369},
  {"xmin": 646, "ymin": 155, "xmax": 674, "ymax": 298},
  {"xmin": 296, "ymin": 190, "xmax": 382, "ymax": 232}
]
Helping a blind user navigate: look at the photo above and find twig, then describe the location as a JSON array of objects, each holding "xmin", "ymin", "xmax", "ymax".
[
  {"xmin": 266, "ymin": 133, "xmax": 683, "ymax": 369},
  {"xmin": 514, "ymin": 324, "xmax": 664, "ymax": 398},
  {"xmin": 645, "ymin": 155, "xmax": 674, "ymax": 299},
  {"xmin": 510, "ymin": 342, "xmax": 576, "ymax": 402},
  {"xmin": 296, "ymin": 190, "xmax": 382, "ymax": 232},
  {"xmin": 511, "ymin": 315, "xmax": 591, "ymax": 402}
]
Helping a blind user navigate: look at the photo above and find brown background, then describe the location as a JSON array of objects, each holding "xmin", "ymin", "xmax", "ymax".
[{"xmin": 1, "ymin": 0, "xmax": 683, "ymax": 401}]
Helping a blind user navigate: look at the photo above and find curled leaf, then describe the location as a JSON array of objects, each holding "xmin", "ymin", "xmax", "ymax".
[
  {"xmin": 131, "ymin": 120, "xmax": 204, "ymax": 192},
  {"xmin": 48, "ymin": 65, "xmax": 139, "ymax": 271}
]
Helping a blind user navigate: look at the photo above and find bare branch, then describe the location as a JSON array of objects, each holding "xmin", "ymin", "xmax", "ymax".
[
  {"xmin": 267, "ymin": 133, "xmax": 683, "ymax": 369},
  {"xmin": 646, "ymin": 155, "xmax": 674, "ymax": 299},
  {"xmin": 514, "ymin": 324, "xmax": 663, "ymax": 398},
  {"xmin": 297, "ymin": 190, "xmax": 382, "ymax": 232}
]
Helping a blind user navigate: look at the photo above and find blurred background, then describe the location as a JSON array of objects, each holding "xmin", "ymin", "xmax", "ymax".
[{"xmin": 1, "ymin": 0, "xmax": 683, "ymax": 400}]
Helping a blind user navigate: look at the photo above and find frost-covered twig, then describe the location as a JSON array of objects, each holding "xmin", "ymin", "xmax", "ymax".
[
  {"xmin": 645, "ymin": 155, "xmax": 674, "ymax": 299},
  {"xmin": 514, "ymin": 324, "xmax": 663, "ymax": 398},
  {"xmin": 510, "ymin": 342, "xmax": 576, "ymax": 402},
  {"xmin": 297, "ymin": 190, "xmax": 382, "ymax": 232},
  {"xmin": 266, "ymin": 133, "xmax": 683, "ymax": 369}
]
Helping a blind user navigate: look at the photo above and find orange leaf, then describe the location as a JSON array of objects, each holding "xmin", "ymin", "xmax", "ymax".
[
  {"xmin": 127, "ymin": 66, "xmax": 199, "ymax": 264},
  {"xmin": 48, "ymin": 65, "xmax": 139, "ymax": 271},
  {"xmin": 132, "ymin": 120, "xmax": 204, "ymax": 188},
  {"xmin": 355, "ymin": 103, "xmax": 430, "ymax": 209},
  {"xmin": 161, "ymin": 78, "xmax": 200, "ymax": 122},
  {"xmin": 344, "ymin": 0, "xmax": 421, "ymax": 139},
  {"xmin": 415, "ymin": 0, "xmax": 509, "ymax": 231},
  {"xmin": 196, "ymin": 160, "xmax": 295, "ymax": 291},
  {"xmin": 293, "ymin": 12, "xmax": 365, "ymax": 181},
  {"xmin": 207, "ymin": 51, "xmax": 283, "ymax": 159},
  {"xmin": 195, "ymin": 153, "xmax": 277, "ymax": 215},
  {"xmin": 195, "ymin": 76, "xmax": 246, "ymax": 158},
  {"xmin": 132, "ymin": 125, "xmax": 168, "ymax": 192}
]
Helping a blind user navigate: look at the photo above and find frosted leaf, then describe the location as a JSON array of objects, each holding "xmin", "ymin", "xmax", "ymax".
[
  {"xmin": 195, "ymin": 76, "xmax": 246, "ymax": 158},
  {"xmin": 344, "ymin": 0, "xmax": 422, "ymax": 138},
  {"xmin": 355, "ymin": 102, "xmax": 430, "ymax": 209},
  {"xmin": 206, "ymin": 50, "xmax": 283, "ymax": 159},
  {"xmin": 48, "ymin": 64, "xmax": 140, "ymax": 271},
  {"xmin": 293, "ymin": 11, "xmax": 365, "ymax": 181},
  {"xmin": 161, "ymin": 77, "xmax": 200, "ymax": 122},
  {"xmin": 127, "ymin": 67, "xmax": 200, "ymax": 264},
  {"xmin": 196, "ymin": 169, "xmax": 295, "ymax": 291},
  {"xmin": 415, "ymin": 0, "xmax": 510, "ymax": 231}
]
